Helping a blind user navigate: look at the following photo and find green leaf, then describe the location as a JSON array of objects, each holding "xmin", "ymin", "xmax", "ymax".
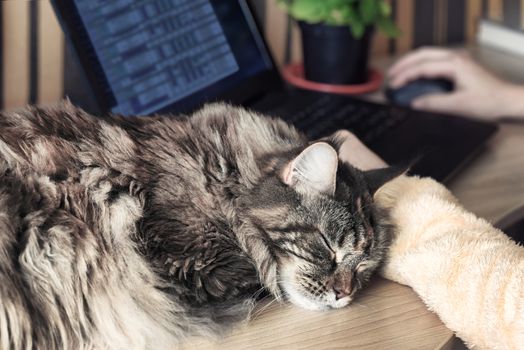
[
  {"xmin": 351, "ymin": 18, "xmax": 365, "ymax": 38},
  {"xmin": 277, "ymin": 0, "xmax": 395, "ymax": 33},
  {"xmin": 289, "ymin": 0, "xmax": 325, "ymax": 22},
  {"xmin": 328, "ymin": 5, "xmax": 354, "ymax": 25},
  {"xmin": 325, "ymin": 16, "xmax": 339, "ymax": 25},
  {"xmin": 359, "ymin": 0, "xmax": 378, "ymax": 25},
  {"xmin": 377, "ymin": 16, "xmax": 401, "ymax": 37},
  {"xmin": 346, "ymin": 5, "xmax": 358, "ymax": 23},
  {"xmin": 325, "ymin": 0, "xmax": 348, "ymax": 7},
  {"xmin": 340, "ymin": 6, "xmax": 354, "ymax": 23},
  {"xmin": 327, "ymin": 9, "xmax": 343, "ymax": 25},
  {"xmin": 379, "ymin": 1, "xmax": 391, "ymax": 17}
]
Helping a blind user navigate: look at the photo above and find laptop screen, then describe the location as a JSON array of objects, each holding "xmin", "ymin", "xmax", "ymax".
[{"xmin": 68, "ymin": 0, "xmax": 274, "ymax": 115}]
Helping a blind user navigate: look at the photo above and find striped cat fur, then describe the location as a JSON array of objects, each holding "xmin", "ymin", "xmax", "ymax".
[{"xmin": 0, "ymin": 101, "xmax": 399, "ymax": 349}]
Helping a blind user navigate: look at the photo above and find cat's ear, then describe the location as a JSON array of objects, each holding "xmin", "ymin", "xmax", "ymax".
[
  {"xmin": 281, "ymin": 142, "xmax": 338, "ymax": 195},
  {"xmin": 364, "ymin": 165, "xmax": 407, "ymax": 195}
]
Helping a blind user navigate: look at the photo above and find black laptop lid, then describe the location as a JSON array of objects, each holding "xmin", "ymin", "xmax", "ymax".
[{"xmin": 52, "ymin": 0, "xmax": 281, "ymax": 115}]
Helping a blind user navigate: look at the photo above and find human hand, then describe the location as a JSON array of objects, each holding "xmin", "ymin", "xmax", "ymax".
[
  {"xmin": 388, "ymin": 47, "xmax": 524, "ymax": 120},
  {"xmin": 333, "ymin": 130, "xmax": 387, "ymax": 171}
]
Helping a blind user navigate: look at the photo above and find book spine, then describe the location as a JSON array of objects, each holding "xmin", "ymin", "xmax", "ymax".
[{"xmin": 477, "ymin": 19, "xmax": 524, "ymax": 57}]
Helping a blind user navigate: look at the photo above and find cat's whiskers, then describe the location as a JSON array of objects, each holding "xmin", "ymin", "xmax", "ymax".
[
  {"xmin": 251, "ymin": 298, "xmax": 278, "ymax": 320},
  {"xmin": 348, "ymin": 300, "xmax": 376, "ymax": 312},
  {"xmin": 249, "ymin": 286, "xmax": 267, "ymax": 300}
]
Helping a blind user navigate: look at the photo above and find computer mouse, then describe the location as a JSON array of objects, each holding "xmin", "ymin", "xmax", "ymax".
[{"xmin": 385, "ymin": 78, "xmax": 454, "ymax": 107}]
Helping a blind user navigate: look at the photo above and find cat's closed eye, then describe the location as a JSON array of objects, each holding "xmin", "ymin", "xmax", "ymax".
[{"xmin": 317, "ymin": 230, "xmax": 335, "ymax": 253}]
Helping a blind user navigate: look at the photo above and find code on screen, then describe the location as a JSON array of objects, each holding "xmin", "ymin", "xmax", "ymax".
[{"xmin": 74, "ymin": 0, "xmax": 239, "ymax": 115}]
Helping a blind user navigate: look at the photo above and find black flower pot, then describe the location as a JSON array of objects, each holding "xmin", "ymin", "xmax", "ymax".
[{"xmin": 298, "ymin": 21, "xmax": 374, "ymax": 85}]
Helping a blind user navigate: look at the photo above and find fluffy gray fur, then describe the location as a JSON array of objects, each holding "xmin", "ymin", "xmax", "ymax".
[{"xmin": 0, "ymin": 101, "xmax": 398, "ymax": 349}]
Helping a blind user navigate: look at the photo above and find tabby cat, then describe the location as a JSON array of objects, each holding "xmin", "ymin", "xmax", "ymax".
[{"xmin": 0, "ymin": 101, "xmax": 399, "ymax": 349}]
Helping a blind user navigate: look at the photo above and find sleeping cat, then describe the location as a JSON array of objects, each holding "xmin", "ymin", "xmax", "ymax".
[{"xmin": 0, "ymin": 101, "xmax": 400, "ymax": 349}]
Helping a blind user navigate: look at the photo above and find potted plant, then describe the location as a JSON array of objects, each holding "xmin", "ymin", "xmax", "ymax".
[{"xmin": 277, "ymin": 0, "xmax": 399, "ymax": 85}]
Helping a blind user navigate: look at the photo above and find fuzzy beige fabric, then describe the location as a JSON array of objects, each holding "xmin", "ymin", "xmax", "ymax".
[{"xmin": 375, "ymin": 176, "xmax": 524, "ymax": 350}]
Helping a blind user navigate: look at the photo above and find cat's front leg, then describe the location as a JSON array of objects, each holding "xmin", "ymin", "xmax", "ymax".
[{"xmin": 235, "ymin": 221, "xmax": 282, "ymax": 300}]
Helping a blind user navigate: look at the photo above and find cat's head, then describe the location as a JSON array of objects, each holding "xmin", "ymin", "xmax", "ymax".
[{"xmin": 243, "ymin": 141, "xmax": 403, "ymax": 310}]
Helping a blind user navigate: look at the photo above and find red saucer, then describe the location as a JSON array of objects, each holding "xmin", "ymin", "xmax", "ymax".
[{"xmin": 282, "ymin": 63, "xmax": 383, "ymax": 95}]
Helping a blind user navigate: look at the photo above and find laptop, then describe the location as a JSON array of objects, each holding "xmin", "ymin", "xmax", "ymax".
[{"xmin": 51, "ymin": 0, "xmax": 497, "ymax": 183}]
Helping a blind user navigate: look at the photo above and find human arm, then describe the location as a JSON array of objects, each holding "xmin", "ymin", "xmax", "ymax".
[
  {"xmin": 337, "ymin": 131, "xmax": 524, "ymax": 349},
  {"xmin": 375, "ymin": 175, "xmax": 524, "ymax": 349},
  {"xmin": 388, "ymin": 47, "xmax": 524, "ymax": 121}
]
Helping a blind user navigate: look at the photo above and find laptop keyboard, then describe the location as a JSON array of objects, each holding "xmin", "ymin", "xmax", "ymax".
[{"xmin": 260, "ymin": 93, "xmax": 409, "ymax": 142}]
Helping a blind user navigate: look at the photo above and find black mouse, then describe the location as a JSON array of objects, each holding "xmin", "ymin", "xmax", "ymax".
[{"xmin": 385, "ymin": 78, "xmax": 454, "ymax": 107}]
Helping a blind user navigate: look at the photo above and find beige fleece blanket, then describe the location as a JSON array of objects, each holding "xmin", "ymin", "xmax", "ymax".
[{"xmin": 375, "ymin": 176, "xmax": 524, "ymax": 350}]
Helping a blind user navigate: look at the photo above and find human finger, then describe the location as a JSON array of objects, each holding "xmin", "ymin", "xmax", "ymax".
[{"xmin": 388, "ymin": 47, "xmax": 454, "ymax": 78}]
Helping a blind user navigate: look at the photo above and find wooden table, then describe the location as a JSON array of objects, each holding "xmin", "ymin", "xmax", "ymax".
[{"xmin": 179, "ymin": 45, "xmax": 524, "ymax": 350}]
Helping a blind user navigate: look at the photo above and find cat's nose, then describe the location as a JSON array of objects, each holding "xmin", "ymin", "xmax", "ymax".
[{"xmin": 333, "ymin": 280, "xmax": 353, "ymax": 300}]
